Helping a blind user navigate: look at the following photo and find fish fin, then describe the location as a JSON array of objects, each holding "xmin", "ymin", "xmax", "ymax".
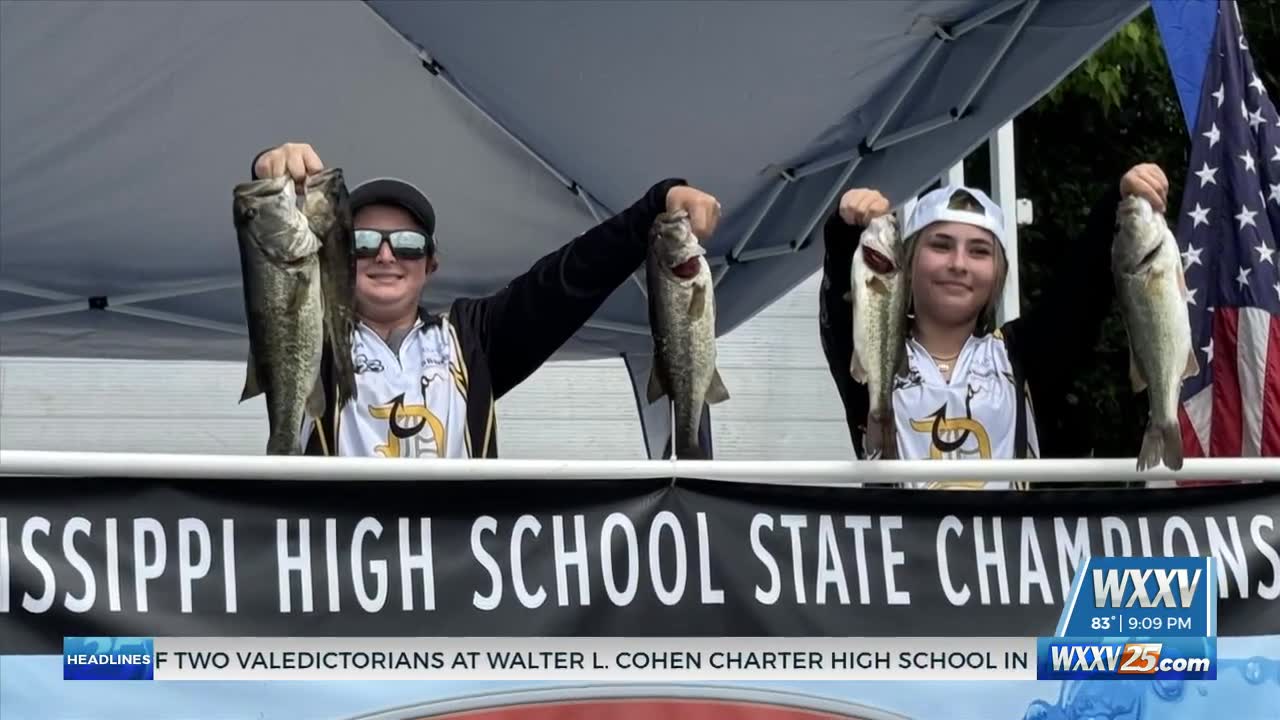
[
  {"xmin": 240, "ymin": 349, "xmax": 263, "ymax": 401},
  {"xmin": 705, "ymin": 368, "xmax": 730, "ymax": 404},
  {"xmin": 1182, "ymin": 349, "xmax": 1201, "ymax": 380},
  {"xmin": 286, "ymin": 272, "xmax": 313, "ymax": 316},
  {"xmin": 1137, "ymin": 421, "xmax": 1184, "ymax": 471},
  {"xmin": 306, "ymin": 376, "xmax": 327, "ymax": 422},
  {"xmin": 867, "ymin": 276, "xmax": 889, "ymax": 295},
  {"xmin": 850, "ymin": 350, "xmax": 868, "ymax": 384},
  {"xmin": 1128, "ymin": 349, "xmax": 1148, "ymax": 392},
  {"xmin": 689, "ymin": 283, "xmax": 707, "ymax": 317},
  {"xmin": 646, "ymin": 368, "xmax": 666, "ymax": 404}
]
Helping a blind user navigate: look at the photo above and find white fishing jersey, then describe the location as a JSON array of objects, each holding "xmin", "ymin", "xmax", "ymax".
[
  {"xmin": 302, "ymin": 317, "xmax": 472, "ymax": 458},
  {"xmin": 877, "ymin": 332, "xmax": 1040, "ymax": 489}
]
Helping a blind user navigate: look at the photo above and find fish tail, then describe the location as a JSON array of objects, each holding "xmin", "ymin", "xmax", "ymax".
[
  {"xmin": 265, "ymin": 433, "xmax": 302, "ymax": 456},
  {"xmin": 1137, "ymin": 420, "xmax": 1184, "ymax": 471},
  {"xmin": 879, "ymin": 408, "xmax": 898, "ymax": 461},
  {"xmin": 675, "ymin": 440, "xmax": 707, "ymax": 460}
]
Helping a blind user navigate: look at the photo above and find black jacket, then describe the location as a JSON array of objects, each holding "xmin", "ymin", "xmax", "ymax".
[
  {"xmin": 818, "ymin": 186, "xmax": 1121, "ymax": 459},
  {"xmin": 248, "ymin": 157, "xmax": 684, "ymax": 457}
]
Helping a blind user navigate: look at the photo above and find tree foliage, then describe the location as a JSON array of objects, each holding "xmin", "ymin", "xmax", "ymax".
[{"xmin": 965, "ymin": 3, "xmax": 1278, "ymax": 457}]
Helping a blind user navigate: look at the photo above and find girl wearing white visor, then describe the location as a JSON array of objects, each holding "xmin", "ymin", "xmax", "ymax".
[{"xmin": 819, "ymin": 164, "xmax": 1169, "ymax": 488}]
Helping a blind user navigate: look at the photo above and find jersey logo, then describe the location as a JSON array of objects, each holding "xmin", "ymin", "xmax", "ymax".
[
  {"xmin": 354, "ymin": 353, "xmax": 385, "ymax": 374},
  {"xmin": 909, "ymin": 385, "xmax": 993, "ymax": 460},
  {"xmin": 368, "ymin": 386, "xmax": 448, "ymax": 458}
]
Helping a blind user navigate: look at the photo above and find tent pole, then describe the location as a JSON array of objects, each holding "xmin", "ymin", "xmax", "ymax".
[
  {"xmin": 583, "ymin": 319, "xmax": 649, "ymax": 336},
  {"xmin": 954, "ymin": 0, "xmax": 1039, "ymax": 117},
  {"xmin": 990, "ymin": 121, "xmax": 1020, "ymax": 324},
  {"xmin": 729, "ymin": 177, "xmax": 789, "ymax": 260},
  {"xmin": 952, "ymin": 0, "xmax": 1028, "ymax": 37}
]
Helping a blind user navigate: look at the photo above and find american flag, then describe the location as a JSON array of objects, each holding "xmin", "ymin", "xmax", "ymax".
[{"xmin": 1173, "ymin": 1, "xmax": 1280, "ymax": 463}]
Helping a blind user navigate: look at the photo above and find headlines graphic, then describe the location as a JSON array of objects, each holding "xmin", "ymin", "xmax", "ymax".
[
  {"xmin": 1035, "ymin": 556, "xmax": 1218, "ymax": 681},
  {"xmin": 63, "ymin": 637, "xmax": 154, "ymax": 680},
  {"xmin": 62, "ymin": 637, "xmax": 1041, "ymax": 681}
]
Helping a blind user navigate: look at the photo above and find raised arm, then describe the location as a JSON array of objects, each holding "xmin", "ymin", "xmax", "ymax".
[{"xmin": 450, "ymin": 179, "xmax": 722, "ymax": 399}]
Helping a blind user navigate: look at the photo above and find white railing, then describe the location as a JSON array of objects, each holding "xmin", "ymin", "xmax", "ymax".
[{"xmin": 0, "ymin": 450, "xmax": 1276, "ymax": 485}]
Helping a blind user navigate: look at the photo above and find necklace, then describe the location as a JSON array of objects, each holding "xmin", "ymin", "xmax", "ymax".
[{"xmin": 930, "ymin": 350, "xmax": 961, "ymax": 375}]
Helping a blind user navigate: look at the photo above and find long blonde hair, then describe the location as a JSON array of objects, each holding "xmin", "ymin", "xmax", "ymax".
[{"xmin": 901, "ymin": 190, "xmax": 1008, "ymax": 336}]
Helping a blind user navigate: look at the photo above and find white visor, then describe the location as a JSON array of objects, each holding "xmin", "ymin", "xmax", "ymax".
[{"xmin": 903, "ymin": 184, "xmax": 1007, "ymax": 249}]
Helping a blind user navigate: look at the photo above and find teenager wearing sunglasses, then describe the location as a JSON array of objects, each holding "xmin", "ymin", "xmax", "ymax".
[{"xmin": 251, "ymin": 142, "xmax": 721, "ymax": 458}]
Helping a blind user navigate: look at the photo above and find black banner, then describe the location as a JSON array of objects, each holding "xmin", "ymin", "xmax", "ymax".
[{"xmin": 2, "ymin": 478, "xmax": 1277, "ymax": 654}]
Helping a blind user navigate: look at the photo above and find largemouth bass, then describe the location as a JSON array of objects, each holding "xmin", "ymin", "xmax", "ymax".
[
  {"xmin": 234, "ymin": 176, "xmax": 326, "ymax": 455},
  {"xmin": 645, "ymin": 211, "xmax": 730, "ymax": 459},
  {"xmin": 849, "ymin": 214, "xmax": 908, "ymax": 459},
  {"xmin": 1113, "ymin": 195, "xmax": 1199, "ymax": 471},
  {"xmin": 303, "ymin": 168, "xmax": 357, "ymax": 411}
]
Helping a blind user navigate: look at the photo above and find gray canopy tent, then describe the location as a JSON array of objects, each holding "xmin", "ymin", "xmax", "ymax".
[{"xmin": 0, "ymin": 0, "xmax": 1145, "ymax": 458}]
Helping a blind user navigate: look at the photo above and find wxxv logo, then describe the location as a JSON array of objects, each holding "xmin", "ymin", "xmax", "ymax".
[
  {"xmin": 1036, "ymin": 556, "xmax": 1217, "ymax": 681},
  {"xmin": 1047, "ymin": 642, "xmax": 1211, "ymax": 675}
]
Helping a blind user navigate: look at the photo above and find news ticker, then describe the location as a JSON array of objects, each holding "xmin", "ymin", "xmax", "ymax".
[
  {"xmin": 62, "ymin": 636, "xmax": 1219, "ymax": 682},
  {"xmin": 63, "ymin": 556, "xmax": 1221, "ymax": 682},
  {"xmin": 62, "ymin": 636, "xmax": 1048, "ymax": 681}
]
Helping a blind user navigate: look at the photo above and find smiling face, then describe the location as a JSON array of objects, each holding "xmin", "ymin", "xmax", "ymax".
[
  {"xmin": 907, "ymin": 220, "xmax": 1005, "ymax": 332},
  {"xmin": 352, "ymin": 203, "xmax": 435, "ymax": 326}
]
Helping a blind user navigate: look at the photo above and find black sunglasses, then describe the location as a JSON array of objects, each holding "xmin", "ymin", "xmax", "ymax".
[{"xmin": 353, "ymin": 229, "xmax": 435, "ymax": 260}]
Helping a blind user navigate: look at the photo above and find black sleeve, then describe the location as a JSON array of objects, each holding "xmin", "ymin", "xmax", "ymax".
[
  {"xmin": 452, "ymin": 178, "xmax": 687, "ymax": 399},
  {"xmin": 1002, "ymin": 184, "xmax": 1121, "ymax": 451},
  {"xmin": 819, "ymin": 210, "xmax": 871, "ymax": 458},
  {"xmin": 250, "ymin": 148, "xmax": 271, "ymax": 180}
]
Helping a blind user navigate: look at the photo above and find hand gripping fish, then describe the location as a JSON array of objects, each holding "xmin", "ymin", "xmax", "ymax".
[
  {"xmin": 849, "ymin": 215, "xmax": 908, "ymax": 459},
  {"xmin": 1112, "ymin": 195, "xmax": 1199, "ymax": 471},
  {"xmin": 233, "ymin": 176, "xmax": 326, "ymax": 455},
  {"xmin": 645, "ymin": 211, "xmax": 730, "ymax": 459}
]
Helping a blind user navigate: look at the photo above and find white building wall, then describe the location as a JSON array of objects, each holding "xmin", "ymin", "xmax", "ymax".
[{"xmin": 0, "ymin": 273, "xmax": 853, "ymax": 460}]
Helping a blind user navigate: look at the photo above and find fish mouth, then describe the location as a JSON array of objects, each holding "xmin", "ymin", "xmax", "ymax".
[
  {"xmin": 862, "ymin": 247, "xmax": 896, "ymax": 274},
  {"xmin": 670, "ymin": 256, "xmax": 703, "ymax": 279},
  {"xmin": 236, "ymin": 175, "xmax": 291, "ymax": 198},
  {"xmin": 1136, "ymin": 242, "xmax": 1162, "ymax": 269}
]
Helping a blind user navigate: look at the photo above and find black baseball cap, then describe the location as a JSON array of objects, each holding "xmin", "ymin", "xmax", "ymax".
[{"xmin": 349, "ymin": 177, "xmax": 437, "ymax": 243}]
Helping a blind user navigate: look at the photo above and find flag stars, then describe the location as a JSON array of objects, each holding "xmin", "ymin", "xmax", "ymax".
[
  {"xmin": 1240, "ymin": 149, "xmax": 1256, "ymax": 173},
  {"xmin": 1249, "ymin": 107, "xmax": 1267, "ymax": 130},
  {"xmin": 1202, "ymin": 338, "xmax": 1214, "ymax": 365},
  {"xmin": 1275, "ymin": 282, "xmax": 1280, "ymax": 303},
  {"xmin": 1273, "ymin": 146, "xmax": 1280, "ymax": 163},
  {"xmin": 1195, "ymin": 163, "xmax": 1218, "ymax": 187},
  {"xmin": 1204, "ymin": 122, "xmax": 1221, "ymax": 148},
  {"xmin": 1213, "ymin": 83, "xmax": 1225, "ymax": 107},
  {"xmin": 1237, "ymin": 265, "xmax": 1252, "ymax": 288},
  {"xmin": 1235, "ymin": 204, "xmax": 1258, "ymax": 230},
  {"xmin": 1257, "ymin": 242, "xmax": 1276, "ymax": 265},
  {"xmin": 1270, "ymin": 183, "xmax": 1280, "ymax": 205},
  {"xmin": 1242, "ymin": 99, "xmax": 1251, "ymax": 122},
  {"xmin": 1251, "ymin": 72, "xmax": 1267, "ymax": 95},
  {"xmin": 1188, "ymin": 204, "xmax": 1211, "ymax": 228},
  {"xmin": 1186, "ymin": 287, "xmax": 1198, "ymax": 306},
  {"xmin": 1182, "ymin": 244, "xmax": 1204, "ymax": 268}
]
